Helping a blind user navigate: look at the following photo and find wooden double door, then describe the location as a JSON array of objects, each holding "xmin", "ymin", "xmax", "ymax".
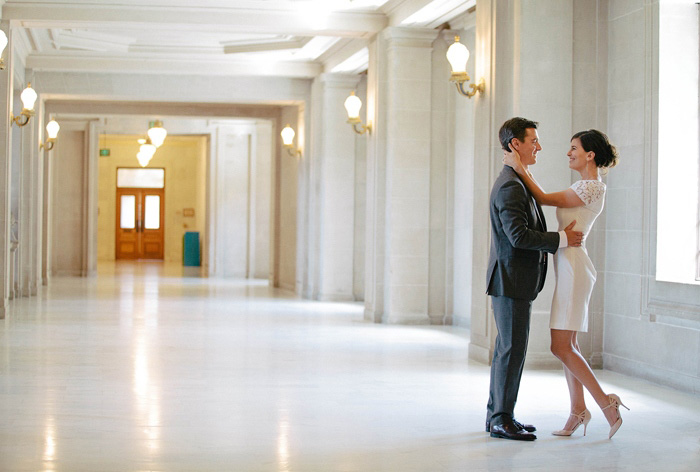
[{"xmin": 116, "ymin": 188, "xmax": 165, "ymax": 260}]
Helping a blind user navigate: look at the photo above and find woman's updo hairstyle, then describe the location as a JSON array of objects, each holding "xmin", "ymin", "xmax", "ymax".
[{"xmin": 571, "ymin": 129, "xmax": 619, "ymax": 169}]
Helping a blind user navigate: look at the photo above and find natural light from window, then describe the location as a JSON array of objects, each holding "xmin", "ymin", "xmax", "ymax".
[{"xmin": 656, "ymin": 0, "xmax": 700, "ymax": 284}]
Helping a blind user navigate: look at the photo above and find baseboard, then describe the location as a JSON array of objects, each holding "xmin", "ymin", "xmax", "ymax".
[
  {"xmin": 604, "ymin": 353, "xmax": 700, "ymax": 395},
  {"xmin": 468, "ymin": 342, "xmax": 491, "ymax": 365},
  {"xmin": 524, "ymin": 352, "xmax": 562, "ymax": 369},
  {"xmin": 364, "ymin": 307, "xmax": 380, "ymax": 323},
  {"xmin": 452, "ymin": 314, "xmax": 471, "ymax": 329},
  {"xmin": 381, "ymin": 312, "xmax": 431, "ymax": 325},
  {"xmin": 278, "ymin": 282, "xmax": 295, "ymax": 293},
  {"xmin": 317, "ymin": 292, "xmax": 355, "ymax": 302},
  {"xmin": 53, "ymin": 270, "xmax": 84, "ymax": 277}
]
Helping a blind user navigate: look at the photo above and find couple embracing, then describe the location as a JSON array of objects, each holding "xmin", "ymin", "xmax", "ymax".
[{"xmin": 485, "ymin": 117, "xmax": 628, "ymax": 441}]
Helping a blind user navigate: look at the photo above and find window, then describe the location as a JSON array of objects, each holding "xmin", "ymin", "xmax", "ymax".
[
  {"xmin": 117, "ymin": 168, "xmax": 165, "ymax": 189},
  {"xmin": 655, "ymin": 1, "xmax": 700, "ymax": 285},
  {"xmin": 120, "ymin": 195, "xmax": 136, "ymax": 229}
]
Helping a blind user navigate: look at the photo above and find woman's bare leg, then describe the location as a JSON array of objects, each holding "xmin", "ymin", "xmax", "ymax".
[{"xmin": 551, "ymin": 329, "xmax": 618, "ymax": 426}]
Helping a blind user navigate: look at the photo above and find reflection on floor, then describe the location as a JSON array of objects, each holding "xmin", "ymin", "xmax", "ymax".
[{"xmin": 0, "ymin": 262, "xmax": 698, "ymax": 471}]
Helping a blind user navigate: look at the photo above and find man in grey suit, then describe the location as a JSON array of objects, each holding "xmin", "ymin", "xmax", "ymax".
[{"xmin": 485, "ymin": 117, "xmax": 582, "ymax": 441}]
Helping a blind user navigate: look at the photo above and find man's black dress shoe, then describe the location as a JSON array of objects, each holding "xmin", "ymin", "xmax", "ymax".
[
  {"xmin": 485, "ymin": 419, "xmax": 536, "ymax": 433},
  {"xmin": 489, "ymin": 422, "xmax": 537, "ymax": 441}
]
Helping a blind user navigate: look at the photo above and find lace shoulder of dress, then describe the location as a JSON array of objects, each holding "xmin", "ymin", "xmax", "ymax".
[{"xmin": 571, "ymin": 180, "xmax": 606, "ymax": 206}]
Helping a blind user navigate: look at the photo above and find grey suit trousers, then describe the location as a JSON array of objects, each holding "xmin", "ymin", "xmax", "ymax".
[{"xmin": 486, "ymin": 295, "xmax": 533, "ymax": 425}]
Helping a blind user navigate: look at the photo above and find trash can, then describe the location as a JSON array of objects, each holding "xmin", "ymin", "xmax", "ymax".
[{"xmin": 183, "ymin": 231, "xmax": 200, "ymax": 266}]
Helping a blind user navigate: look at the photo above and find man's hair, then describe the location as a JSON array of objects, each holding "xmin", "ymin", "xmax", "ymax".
[{"xmin": 499, "ymin": 117, "xmax": 538, "ymax": 151}]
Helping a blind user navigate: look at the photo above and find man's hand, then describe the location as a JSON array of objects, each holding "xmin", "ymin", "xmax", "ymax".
[{"xmin": 564, "ymin": 220, "xmax": 583, "ymax": 247}]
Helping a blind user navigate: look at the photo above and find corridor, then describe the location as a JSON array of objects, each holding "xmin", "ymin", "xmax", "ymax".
[{"xmin": 0, "ymin": 265, "xmax": 698, "ymax": 471}]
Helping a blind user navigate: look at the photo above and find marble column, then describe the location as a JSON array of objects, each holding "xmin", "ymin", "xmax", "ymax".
[
  {"xmin": 308, "ymin": 73, "xmax": 360, "ymax": 301},
  {"xmin": 469, "ymin": 0, "xmax": 575, "ymax": 366},
  {"xmin": 19, "ymin": 70, "xmax": 37, "ymax": 295},
  {"xmin": 85, "ymin": 120, "xmax": 99, "ymax": 277},
  {"xmin": 0, "ymin": 21, "xmax": 14, "ymax": 317},
  {"xmin": 365, "ymin": 27, "xmax": 438, "ymax": 324}
]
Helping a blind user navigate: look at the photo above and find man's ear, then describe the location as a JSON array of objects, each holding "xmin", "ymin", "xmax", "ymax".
[{"xmin": 510, "ymin": 138, "xmax": 520, "ymax": 150}]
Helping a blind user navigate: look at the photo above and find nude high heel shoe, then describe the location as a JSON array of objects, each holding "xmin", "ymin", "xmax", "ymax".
[
  {"xmin": 552, "ymin": 409, "xmax": 591, "ymax": 437},
  {"xmin": 602, "ymin": 393, "xmax": 629, "ymax": 439}
]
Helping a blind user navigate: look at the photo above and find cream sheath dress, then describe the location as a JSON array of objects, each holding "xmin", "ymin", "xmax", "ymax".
[{"xmin": 550, "ymin": 180, "xmax": 606, "ymax": 332}]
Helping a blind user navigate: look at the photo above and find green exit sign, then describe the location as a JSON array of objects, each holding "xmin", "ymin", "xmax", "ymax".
[{"xmin": 99, "ymin": 149, "xmax": 110, "ymax": 157}]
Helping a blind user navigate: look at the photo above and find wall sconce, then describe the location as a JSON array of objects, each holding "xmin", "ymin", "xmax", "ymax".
[
  {"xmin": 137, "ymin": 137, "xmax": 156, "ymax": 167},
  {"xmin": 344, "ymin": 91, "xmax": 371, "ymax": 135},
  {"xmin": 147, "ymin": 120, "xmax": 167, "ymax": 148},
  {"xmin": 40, "ymin": 119, "xmax": 60, "ymax": 150},
  {"xmin": 280, "ymin": 124, "xmax": 302, "ymax": 158},
  {"xmin": 446, "ymin": 36, "xmax": 485, "ymax": 98},
  {"xmin": 11, "ymin": 83, "xmax": 38, "ymax": 127},
  {"xmin": 0, "ymin": 30, "xmax": 7, "ymax": 70}
]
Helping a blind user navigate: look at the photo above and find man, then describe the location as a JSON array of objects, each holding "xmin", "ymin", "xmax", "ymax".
[{"xmin": 485, "ymin": 117, "xmax": 582, "ymax": 441}]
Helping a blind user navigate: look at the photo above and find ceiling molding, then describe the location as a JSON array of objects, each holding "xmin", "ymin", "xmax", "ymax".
[
  {"xmin": 54, "ymin": 30, "xmax": 133, "ymax": 52},
  {"xmin": 4, "ymin": 4, "xmax": 388, "ymax": 38},
  {"xmin": 44, "ymin": 99, "xmax": 285, "ymax": 121},
  {"xmin": 12, "ymin": 26, "xmax": 31, "ymax": 69},
  {"xmin": 223, "ymin": 37, "xmax": 312, "ymax": 54},
  {"xmin": 26, "ymin": 54, "xmax": 323, "ymax": 78},
  {"xmin": 384, "ymin": 0, "xmax": 475, "ymax": 28},
  {"xmin": 382, "ymin": 0, "xmax": 433, "ymax": 25},
  {"xmin": 321, "ymin": 38, "xmax": 369, "ymax": 73}
]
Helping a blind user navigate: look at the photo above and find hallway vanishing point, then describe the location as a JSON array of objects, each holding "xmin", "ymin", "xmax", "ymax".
[{"xmin": 0, "ymin": 263, "xmax": 698, "ymax": 471}]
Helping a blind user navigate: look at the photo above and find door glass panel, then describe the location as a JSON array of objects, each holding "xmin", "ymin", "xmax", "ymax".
[
  {"xmin": 117, "ymin": 168, "xmax": 165, "ymax": 188},
  {"xmin": 120, "ymin": 195, "xmax": 136, "ymax": 229},
  {"xmin": 144, "ymin": 195, "xmax": 160, "ymax": 229}
]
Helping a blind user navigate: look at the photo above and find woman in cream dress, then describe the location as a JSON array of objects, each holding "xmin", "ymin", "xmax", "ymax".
[{"xmin": 504, "ymin": 129, "xmax": 629, "ymax": 439}]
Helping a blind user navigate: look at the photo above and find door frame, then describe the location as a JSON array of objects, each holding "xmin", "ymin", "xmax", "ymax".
[{"xmin": 115, "ymin": 187, "xmax": 165, "ymax": 260}]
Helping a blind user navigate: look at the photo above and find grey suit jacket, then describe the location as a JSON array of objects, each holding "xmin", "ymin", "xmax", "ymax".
[{"xmin": 486, "ymin": 165, "xmax": 560, "ymax": 301}]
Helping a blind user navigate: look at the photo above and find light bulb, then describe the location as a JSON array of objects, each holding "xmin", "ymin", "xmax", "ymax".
[
  {"xmin": 281, "ymin": 125, "xmax": 295, "ymax": 146},
  {"xmin": 446, "ymin": 36, "xmax": 470, "ymax": 75},
  {"xmin": 0, "ymin": 30, "xmax": 7, "ymax": 56},
  {"xmin": 136, "ymin": 151, "xmax": 152, "ymax": 167},
  {"xmin": 147, "ymin": 120, "xmax": 167, "ymax": 148},
  {"xmin": 20, "ymin": 83, "xmax": 38, "ymax": 111},
  {"xmin": 46, "ymin": 120, "xmax": 60, "ymax": 139},
  {"xmin": 140, "ymin": 140, "xmax": 156, "ymax": 159},
  {"xmin": 344, "ymin": 92, "xmax": 362, "ymax": 120}
]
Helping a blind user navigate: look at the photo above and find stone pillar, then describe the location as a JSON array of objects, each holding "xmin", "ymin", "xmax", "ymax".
[
  {"xmin": 365, "ymin": 27, "xmax": 438, "ymax": 324},
  {"xmin": 85, "ymin": 120, "xmax": 99, "ymax": 277},
  {"xmin": 19, "ymin": 70, "xmax": 36, "ymax": 296},
  {"xmin": 308, "ymin": 73, "xmax": 360, "ymax": 301},
  {"xmin": 251, "ymin": 121, "xmax": 272, "ymax": 280},
  {"xmin": 469, "ymin": 0, "xmax": 575, "ymax": 366},
  {"xmin": 0, "ymin": 21, "xmax": 14, "ymax": 317},
  {"xmin": 29, "ymin": 89, "xmax": 42, "ymax": 295}
]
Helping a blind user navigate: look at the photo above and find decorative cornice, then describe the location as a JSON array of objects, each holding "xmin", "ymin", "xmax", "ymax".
[{"xmin": 381, "ymin": 26, "xmax": 439, "ymax": 47}]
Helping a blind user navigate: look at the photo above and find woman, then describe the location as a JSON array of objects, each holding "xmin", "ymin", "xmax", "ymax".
[{"xmin": 504, "ymin": 129, "xmax": 628, "ymax": 439}]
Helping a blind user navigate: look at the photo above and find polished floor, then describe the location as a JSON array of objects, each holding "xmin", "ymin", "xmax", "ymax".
[{"xmin": 0, "ymin": 262, "xmax": 698, "ymax": 471}]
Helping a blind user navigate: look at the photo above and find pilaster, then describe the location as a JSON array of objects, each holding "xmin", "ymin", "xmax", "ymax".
[
  {"xmin": 308, "ymin": 73, "xmax": 360, "ymax": 301},
  {"xmin": 85, "ymin": 120, "xmax": 99, "ymax": 277},
  {"xmin": 0, "ymin": 20, "xmax": 13, "ymax": 317},
  {"xmin": 19, "ymin": 69, "xmax": 35, "ymax": 295},
  {"xmin": 365, "ymin": 27, "xmax": 438, "ymax": 324},
  {"xmin": 469, "ymin": 0, "xmax": 575, "ymax": 366}
]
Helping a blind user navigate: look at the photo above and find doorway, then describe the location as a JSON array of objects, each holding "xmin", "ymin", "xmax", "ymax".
[{"xmin": 115, "ymin": 168, "xmax": 165, "ymax": 260}]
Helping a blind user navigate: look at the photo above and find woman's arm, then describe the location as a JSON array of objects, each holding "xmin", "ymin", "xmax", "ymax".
[{"xmin": 503, "ymin": 146, "xmax": 584, "ymax": 208}]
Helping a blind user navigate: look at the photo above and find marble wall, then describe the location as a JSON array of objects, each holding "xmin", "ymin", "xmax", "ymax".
[
  {"xmin": 603, "ymin": 0, "xmax": 700, "ymax": 393},
  {"xmin": 450, "ymin": 21, "xmax": 476, "ymax": 328},
  {"xmin": 278, "ymin": 105, "xmax": 300, "ymax": 292},
  {"xmin": 50, "ymin": 126, "xmax": 88, "ymax": 276}
]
